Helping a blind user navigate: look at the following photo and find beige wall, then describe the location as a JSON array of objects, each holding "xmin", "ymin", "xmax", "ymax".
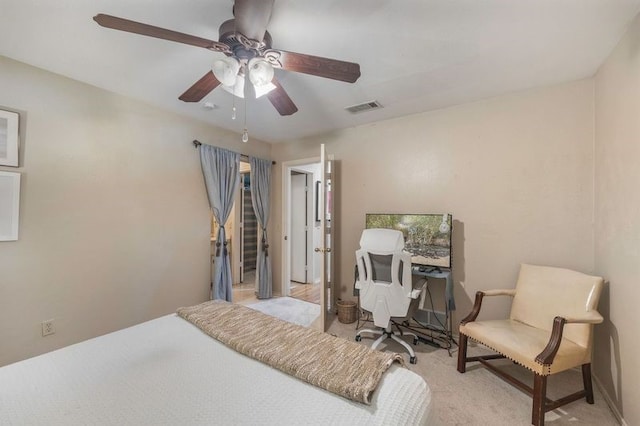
[
  {"xmin": 0, "ymin": 56, "xmax": 271, "ymax": 366},
  {"xmin": 594, "ymin": 13, "xmax": 640, "ymax": 426},
  {"xmin": 271, "ymin": 79, "xmax": 596, "ymax": 325}
]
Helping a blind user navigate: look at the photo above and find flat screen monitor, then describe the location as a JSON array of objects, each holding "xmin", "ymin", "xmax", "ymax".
[{"xmin": 365, "ymin": 213, "xmax": 452, "ymax": 269}]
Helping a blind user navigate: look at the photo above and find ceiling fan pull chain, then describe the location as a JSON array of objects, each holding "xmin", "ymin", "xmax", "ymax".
[
  {"xmin": 242, "ymin": 89, "xmax": 249, "ymax": 143},
  {"xmin": 232, "ymin": 95, "xmax": 237, "ymax": 120}
]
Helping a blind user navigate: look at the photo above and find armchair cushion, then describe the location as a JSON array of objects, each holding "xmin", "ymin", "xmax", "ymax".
[{"xmin": 460, "ymin": 319, "xmax": 591, "ymax": 375}]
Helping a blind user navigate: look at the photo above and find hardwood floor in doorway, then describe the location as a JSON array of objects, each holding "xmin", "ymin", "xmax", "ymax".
[{"xmin": 290, "ymin": 282, "xmax": 321, "ymax": 305}]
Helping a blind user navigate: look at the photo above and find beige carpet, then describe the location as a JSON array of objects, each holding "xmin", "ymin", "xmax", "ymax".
[{"xmin": 327, "ymin": 318, "xmax": 619, "ymax": 426}]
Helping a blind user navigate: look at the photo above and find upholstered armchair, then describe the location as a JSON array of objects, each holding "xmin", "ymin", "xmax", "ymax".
[{"xmin": 457, "ymin": 264, "xmax": 604, "ymax": 426}]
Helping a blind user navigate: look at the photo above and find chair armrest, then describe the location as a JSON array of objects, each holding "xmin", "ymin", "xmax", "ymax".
[
  {"xmin": 409, "ymin": 289, "xmax": 422, "ymax": 299},
  {"xmin": 482, "ymin": 289, "xmax": 516, "ymax": 297},
  {"xmin": 535, "ymin": 316, "xmax": 569, "ymax": 366},
  {"xmin": 408, "ymin": 279, "xmax": 426, "ymax": 299},
  {"xmin": 355, "ymin": 281, "xmax": 362, "ymax": 290},
  {"xmin": 535, "ymin": 311, "xmax": 603, "ymax": 366},
  {"xmin": 460, "ymin": 290, "xmax": 516, "ymax": 325},
  {"xmin": 460, "ymin": 292, "xmax": 484, "ymax": 325},
  {"xmin": 564, "ymin": 310, "xmax": 603, "ymax": 324}
]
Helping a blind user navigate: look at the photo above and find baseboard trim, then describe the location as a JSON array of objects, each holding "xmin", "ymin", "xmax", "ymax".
[{"xmin": 593, "ymin": 374, "xmax": 626, "ymax": 426}]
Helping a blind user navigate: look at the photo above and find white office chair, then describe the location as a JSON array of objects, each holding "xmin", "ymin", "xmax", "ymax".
[{"xmin": 355, "ymin": 228, "xmax": 423, "ymax": 364}]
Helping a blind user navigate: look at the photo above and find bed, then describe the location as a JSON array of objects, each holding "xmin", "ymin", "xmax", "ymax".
[{"xmin": 0, "ymin": 302, "xmax": 431, "ymax": 425}]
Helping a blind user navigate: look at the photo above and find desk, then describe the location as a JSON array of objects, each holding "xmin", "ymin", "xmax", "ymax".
[
  {"xmin": 354, "ymin": 266, "xmax": 456, "ymax": 355},
  {"xmin": 407, "ymin": 267, "xmax": 456, "ymax": 355},
  {"xmin": 412, "ymin": 267, "xmax": 455, "ymax": 311}
]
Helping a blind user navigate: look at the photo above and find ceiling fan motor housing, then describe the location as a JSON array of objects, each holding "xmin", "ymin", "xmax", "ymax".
[{"xmin": 218, "ymin": 19, "xmax": 272, "ymax": 61}]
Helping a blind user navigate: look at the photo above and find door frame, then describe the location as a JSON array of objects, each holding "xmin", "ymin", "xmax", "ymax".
[{"xmin": 281, "ymin": 157, "xmax": 320, "ymax": 298}]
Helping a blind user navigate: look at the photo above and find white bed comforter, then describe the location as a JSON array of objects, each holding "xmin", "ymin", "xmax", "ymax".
[{"xmin": 1, "ymin": 314, "xmax": 431, "ymax": 425}]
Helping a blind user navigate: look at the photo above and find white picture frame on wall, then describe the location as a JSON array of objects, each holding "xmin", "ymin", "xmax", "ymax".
[
  {"xmin": 0, "ymin": 109, "xmax": 19, "ymax": 167},
  {"xmin": 0, "ymin": 171, "xmax": 21, "ymax": 241}
]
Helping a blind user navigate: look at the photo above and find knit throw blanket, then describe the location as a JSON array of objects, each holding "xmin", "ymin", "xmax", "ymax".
[{"xmin": 177, "ymin": 300, "xmax": 404, "ymax": 404}]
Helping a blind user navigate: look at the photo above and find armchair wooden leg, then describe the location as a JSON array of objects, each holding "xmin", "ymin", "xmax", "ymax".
[
  {"xmin": 582, "ymin": 364, "xmax": 595, "ymax": 404},
  {"xmin": 457, "ymin": 333, "xmax": 468, "ymax": 373},
  {"xmin": 532, "ymin": 374, "xmax": 547, "ymax": 426}
]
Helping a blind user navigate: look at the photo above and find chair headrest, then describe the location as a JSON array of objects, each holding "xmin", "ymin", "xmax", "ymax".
[{"xmin": 359, "ymin": 228, "xmax": 405, "ymax": 253}]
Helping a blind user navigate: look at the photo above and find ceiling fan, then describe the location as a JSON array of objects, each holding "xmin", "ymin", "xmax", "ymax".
[{"xmin": 93, "ymin": 0, "xmax": 361, "ymax": 116}]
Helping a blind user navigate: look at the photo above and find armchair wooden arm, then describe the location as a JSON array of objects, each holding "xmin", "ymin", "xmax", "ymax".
[
  {"xmin": 460, "ymin": 289, "xmax": 516, "ymax": 325},
  {"xmin": 535, "ymin": 311, "xmax": 603, "ymax": 365},
  {"xmin": 535, "ymin": 316, "xmax": 567, "ymax": 365}
]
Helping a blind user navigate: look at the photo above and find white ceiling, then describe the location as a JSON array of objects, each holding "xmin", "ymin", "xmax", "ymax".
[{"xmin": 1, "ymin": 1, "xmax": 639, "ymax": 143}]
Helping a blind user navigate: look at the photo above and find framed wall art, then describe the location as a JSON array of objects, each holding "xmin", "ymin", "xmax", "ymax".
[
  {"xmin": 0, "ymin": 171, "xmax": 21, "ymax": 241},
  {"xmin": 0, "ymin": 109, "xmax": 19, "ymax": 167}
]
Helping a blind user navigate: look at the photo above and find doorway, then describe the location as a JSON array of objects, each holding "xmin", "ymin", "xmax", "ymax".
[
  {"xmin": 281, "ymin": 146, "xmax": 335, "ymax": 332},
  {"xmin": 239, "ymin": 171, "xmax": 258, "ymax": 285},
  {"xmin": 284, "ymin": 162, "xmax": 322, "ymax": 305},
  {"xmin": 290, "ymin": 171, "xmax": 308, "ymax": 284},
  {"xmin": 209, "ymin": 160, "xmax": 258, "ymax": 304}
]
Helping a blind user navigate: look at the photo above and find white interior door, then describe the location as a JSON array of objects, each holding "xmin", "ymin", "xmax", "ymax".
[
  {"xmin": 290, "ymin": 173, "xmax": 307, "ymax": 283},
  {"xmin": 317, "ymin": 144, "xmax": 335, "ymax": 332}
]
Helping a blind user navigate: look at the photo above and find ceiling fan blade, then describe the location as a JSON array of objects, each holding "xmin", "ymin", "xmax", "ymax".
[
  {"xmin": 93, "ymin": 14, "xmax": 230, "ymax": 53},
  {"xmin": 233, "ymin": 0, "xmax": 275, "ymax": 42},
  {"xmin": 179, "ymin": 71, "xmax": 222, "ymax": 102},
  {"xmin": 264, "ymin": 49, "xmax": 361, "ymax": 83},
  {"xmin": 267, "ymin": 79, "xmax": 298, "ymax": 116}
]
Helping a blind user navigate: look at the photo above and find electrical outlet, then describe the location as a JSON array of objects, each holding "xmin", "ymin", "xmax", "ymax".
[{"xmin": 42, "ymin": 319, "xmax": 55, "ymax": 337}]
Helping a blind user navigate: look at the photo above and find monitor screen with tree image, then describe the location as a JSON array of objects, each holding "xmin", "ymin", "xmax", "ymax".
[{"xmin": 365, "ymin": 213, "xmax": 452, "ymax": 270}]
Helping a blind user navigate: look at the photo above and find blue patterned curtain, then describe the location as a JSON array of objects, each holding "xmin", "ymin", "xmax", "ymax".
[
  {"xmin": 200, "ymin": 145, "xmax": 240, "ymax": 301},
  {"xmin": 250, "ymin": 157, "xmax": 272, "ymax": 299}
]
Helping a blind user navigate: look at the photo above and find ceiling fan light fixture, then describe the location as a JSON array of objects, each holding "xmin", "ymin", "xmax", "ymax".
[
  {"xmin": 248, "ymin": 58, "xmax": 274, "ymax": 87},
  {"xmin": 212, "ymin": 57, "xmax": 240, "ymax": 87},
  {"xmin": 254, "ymin": 81, "xmax": 277, "ymax": 98},
  {"xmin": 221, "ymin": 74, "xmax": 245, "ymax": 98}
]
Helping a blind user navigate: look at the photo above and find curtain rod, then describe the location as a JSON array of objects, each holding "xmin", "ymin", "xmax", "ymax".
[{"xmin": 192, "ymin": 140, "xmax": 275, "ymax": 165}]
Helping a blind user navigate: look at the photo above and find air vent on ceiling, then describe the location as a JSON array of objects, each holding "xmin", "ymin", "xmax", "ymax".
[{"xmin": 345, "ymin": 100, "xmax": 383, "ymax": 114}]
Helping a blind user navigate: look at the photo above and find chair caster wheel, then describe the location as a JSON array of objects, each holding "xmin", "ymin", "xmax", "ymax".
[
  {"xmin": 355, "ymin": 335, "xmax": 362, "ymax": 342},
  {"xmin": 413, "ymin": 338, "xmax": 419, "ymax": 345},
  {"xmin": 410, "ymin": 356, "xmax": 417, "ymax": 364}
]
